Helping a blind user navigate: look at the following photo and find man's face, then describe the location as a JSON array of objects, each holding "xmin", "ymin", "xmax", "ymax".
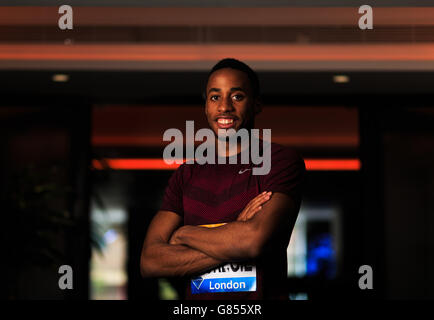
[{"xmin": 205, "ymin": 68, "xmax": 260, "ymax": 136}]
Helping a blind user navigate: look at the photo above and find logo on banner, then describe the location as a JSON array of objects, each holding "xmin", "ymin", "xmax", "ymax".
[
  {"xmin": 192, "ymin": 277, "xmax": 204, "ymax": 290},
  {"xmin": 190, "ymin": 262, "xmax": 257, "ymax": 294}
]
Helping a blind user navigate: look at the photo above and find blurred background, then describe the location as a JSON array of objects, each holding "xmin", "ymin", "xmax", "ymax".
[{"xmin": 1, "ymin": 1, "xmax": 434, "ymax": 300}]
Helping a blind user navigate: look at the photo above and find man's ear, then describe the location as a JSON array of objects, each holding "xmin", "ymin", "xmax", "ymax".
[
  {"xmin": 254, "ymin": 97, "xmax": 262, "ymax": 115},
  {"xmin": 203, "ymin": 91, "xmax": 208, "ymax": 115}
]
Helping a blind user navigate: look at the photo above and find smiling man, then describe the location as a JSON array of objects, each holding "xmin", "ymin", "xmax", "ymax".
[{"xmin": 140, "ymin": 58, "xmax": 306, "ymax": 300}]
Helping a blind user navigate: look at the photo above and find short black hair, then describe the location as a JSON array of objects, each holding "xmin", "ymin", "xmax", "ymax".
[{"xmin": 203, "ymin": 58, "xmax": 260, "ymax": 99}]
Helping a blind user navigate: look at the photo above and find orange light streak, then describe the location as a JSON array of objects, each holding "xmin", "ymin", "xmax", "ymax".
[{"xmin": 92, "ymin": 158, "xmax": 361, "ymax": 171}]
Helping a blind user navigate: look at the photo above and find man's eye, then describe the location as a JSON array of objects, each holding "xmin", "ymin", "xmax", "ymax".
[
  {"xmin": 232, "ymin": 94, "xmax": 244, "ymax": 101},
  {"xmin": 210, "ymin": 95, "xmax": 219, "ymax": 101}
]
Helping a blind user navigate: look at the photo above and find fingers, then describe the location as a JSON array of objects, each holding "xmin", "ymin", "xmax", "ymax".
[
  {"xmin": 243, "ymin": 204, "xmax": 263, "ymax": 221},
  {"xmin": 247, "ymin": 191, "xmax": 272, "ymax": 210},
  {"xmin": 237, "ymin": 191, "xmax": 272, "ymax": 221},
  {"xmin": 168, "ymin": 231, "xmax": 178, "ymax": 245}
]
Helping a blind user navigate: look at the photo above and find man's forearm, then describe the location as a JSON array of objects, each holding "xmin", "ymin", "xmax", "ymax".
[
  {"xmin": 141, "ymin": 241, "xmax": 223, "ymax": 278},
  {"xmin": 169, "ymin": 191, "xmax": 272, "ymax": 261},
  {"xmin": 172, "ymin": 193, "xmax": 297, "ymax": 261},
  {"xmin": 172, "ymin": 221, "xmax": 257, "ymax": 261}
]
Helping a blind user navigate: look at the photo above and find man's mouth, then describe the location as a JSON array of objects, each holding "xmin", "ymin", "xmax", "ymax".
[{"xmin": 216, "ymin": 117, "xmax": 237, "ymax": 129}]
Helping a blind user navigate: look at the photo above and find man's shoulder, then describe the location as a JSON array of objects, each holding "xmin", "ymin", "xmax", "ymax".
[
  {"xmin": 171, "ymin": 161, "xmax": 203, "ymax": 183},
  {"xmin": 174, "ymin": 162, "xmax": 194, "ymax": 174},
  {"xmin": 170, "ymin": 162, "xmax": 192, "ymax": 182}
]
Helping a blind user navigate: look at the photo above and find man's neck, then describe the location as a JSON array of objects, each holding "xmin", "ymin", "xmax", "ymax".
[{"xmin": 216, "ymin": 141, "xmax": 250, "ymax": 158}]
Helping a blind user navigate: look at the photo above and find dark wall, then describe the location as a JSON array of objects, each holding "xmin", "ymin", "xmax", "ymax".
[
  {"xmin": 360, "ymin": 106, "xmax": 434, "ymax": 299},
  {"xmin": 383, "ymin": 110, "xmax": 434, "ymax": 299},
  {"xmin": 0, "ymin": 102, "xmax": 91, "ymax": 299}
]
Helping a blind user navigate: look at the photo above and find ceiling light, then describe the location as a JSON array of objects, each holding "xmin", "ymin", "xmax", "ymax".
[
  {"xmin": 52, "ymin": 74, "xmax": 69, "ymax": 82},
  {"xmin": 333, "ymin": 75, "xmax": 350, "ymax": 83}
]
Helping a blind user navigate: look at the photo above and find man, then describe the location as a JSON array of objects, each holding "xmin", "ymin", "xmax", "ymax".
[{"xmin": 140, "ymin": 58, "xmax": 305, "ymax": 300}]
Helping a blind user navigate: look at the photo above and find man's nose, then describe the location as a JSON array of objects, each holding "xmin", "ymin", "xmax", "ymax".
[{"xmin": 218, "ymin": 96, "xmax": 235, "ymax": 113}]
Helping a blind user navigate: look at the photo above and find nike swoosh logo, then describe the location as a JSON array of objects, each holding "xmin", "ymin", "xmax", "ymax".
[{"xmin": 238, "ymin": 168, "xmax": 252, "ymax": 174}]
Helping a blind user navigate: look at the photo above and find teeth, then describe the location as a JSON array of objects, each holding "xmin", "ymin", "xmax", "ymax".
[{"xmin": 218, "ymin": 118, "xmax": 234, "ymax": 124}]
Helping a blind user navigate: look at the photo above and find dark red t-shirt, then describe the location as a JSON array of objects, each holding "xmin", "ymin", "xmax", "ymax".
[{"xmin": 160, "ymin": 142, "xmax": 305, "ymax": 300}]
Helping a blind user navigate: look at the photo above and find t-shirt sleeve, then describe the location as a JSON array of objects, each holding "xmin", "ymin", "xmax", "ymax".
[
  {"xmin": 261, "ymin": 146, "xmax": 306, "ymax": 202},
  {"xmin": 159, "ymin": 164, "xmax": 185, "ymax": 217}
]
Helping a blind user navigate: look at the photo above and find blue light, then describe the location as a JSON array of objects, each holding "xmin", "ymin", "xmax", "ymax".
[
  {"xmin": 306, "ymin": 233, "xmax": 335, "ymax": 278},
  {"xmin": 103, "ymin": 229, "xmax": 118, "ymax": 244}
]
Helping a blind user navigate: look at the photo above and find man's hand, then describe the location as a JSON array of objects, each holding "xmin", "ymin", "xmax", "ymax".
[
  {"xmin": 169, "ymin": 225, "xmax": 189, "ymax": 245},
  {"xmin": 236, "ymin": 191, "xmax": 272, "ymax": 222}
]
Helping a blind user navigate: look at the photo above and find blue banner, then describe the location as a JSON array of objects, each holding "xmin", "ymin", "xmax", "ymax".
[{"xmin": 191, "ymin": 276, "xmax": 256, "ymax": 294}]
